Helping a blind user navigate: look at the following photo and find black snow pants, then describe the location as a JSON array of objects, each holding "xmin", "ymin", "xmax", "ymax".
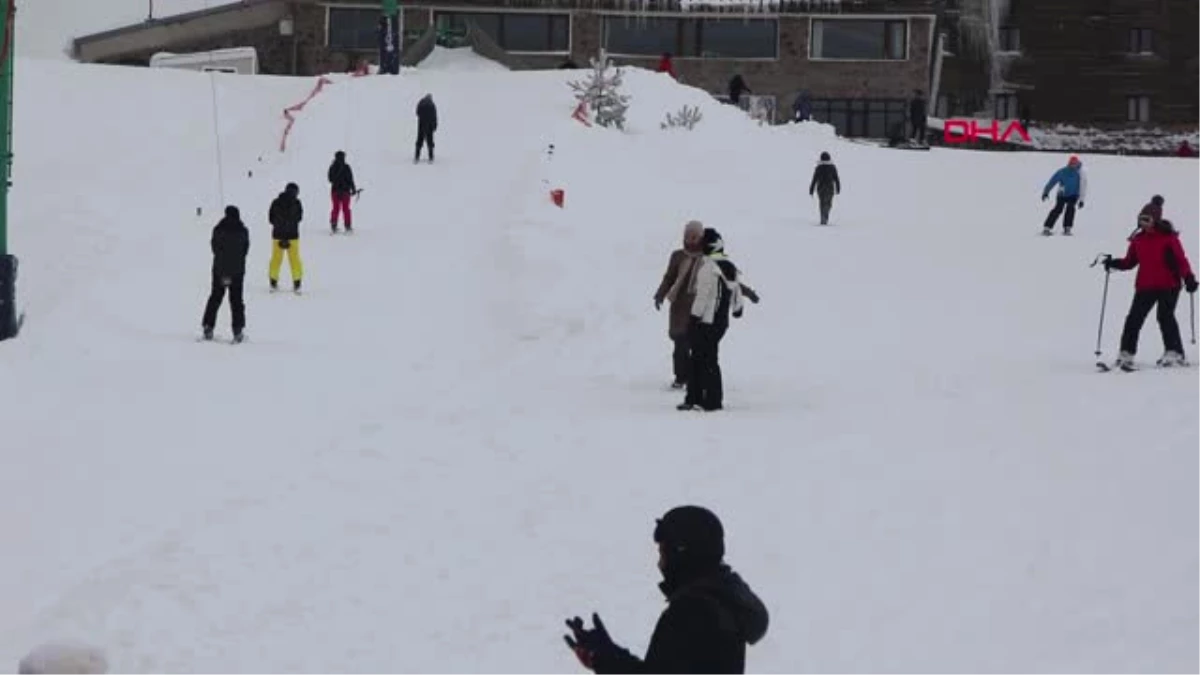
[
  {"xmin": 672, "ymin": 335, "xmax": 690, "ymax": 384},
  {"xmin": 1120, "ymin": 288, "xmax": 1183, "ymax": 356},
  {"xmin": 685, "ymin": 322, "xmax": 726, "ymax": 410},
  {"xmin": 817, "ymin": 187, "xmax": 835, "ymax": 225},
  {"xmin": 416, "ymin": 123, "xmax": 435, "ymax": 161},
  {"xmin": 202, "ymin": 272, "xmax": 246, "ymax": 333},
  {"xmin": 1044, "ymin": 195, "xmax": 1078, "ymax": 231}
]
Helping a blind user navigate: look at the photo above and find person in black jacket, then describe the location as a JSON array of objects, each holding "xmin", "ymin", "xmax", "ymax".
[
  {"xmin": 328, "ymin": 150, "xmax": 358, "ymax": 234},
  {"xmin": 809, "ymin": 151, "xmax": 841, "ymax": 225},
  {"xmin": 415, "ymin": 94, "xmax": 438, "ymax": 163},
  {"xmin": 268, "ymin": 182, "xmax": 304, "ymax": 292},
  {"xmin": 909, "ymin": 89, "xmax": 927, "ymax": 144},
  {"xmin": 564, "ymin": 505, "xmax": 769, "ymax": 674},
  {"xmin": 202, "ymin": 205, "xmax": 250, "ymax": 342}
]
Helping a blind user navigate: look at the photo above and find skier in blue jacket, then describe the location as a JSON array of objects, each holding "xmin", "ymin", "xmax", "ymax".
[{"xmin": 1041, "ymin": 155, "xmax": 1087, "ymax": 235}]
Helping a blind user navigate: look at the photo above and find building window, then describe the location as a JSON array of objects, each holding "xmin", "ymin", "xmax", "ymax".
[
  {"xmin": 994, "ymin": 93, "xmax": 1018, "ymax": 119},
  {"xmin": 602, "ymin": 16, "xmax": 777, "ymax": 59},
  {"xmin": 810, "ymin": 19, "xmax": 908, "ymax": 61},
  {"xmin": 1126, "ymin": 95, "xmax": 1150, "ymax": 122},
  {"xmin": 1128, "ymin": 28, "xmax": 1153, "ymax": 54},
  {"xmin": 434, "ymin": 11, "xmax": 569, "ymax": 52},
  {"xmin": 327, "ymin": 7, "xmax": 382, "ymax": 50},
  {"xmin": 997, "ymin": 26, "xmax": 1019, "ymax": 52},
  {"xmin": 809, "ymin": 98, "xmax": 908, "ymax": 138}
]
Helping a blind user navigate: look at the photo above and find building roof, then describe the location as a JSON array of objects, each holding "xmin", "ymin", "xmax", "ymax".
[{"xmin": 73, "ymin": 0, "xmax": 290, "ymax": 62}]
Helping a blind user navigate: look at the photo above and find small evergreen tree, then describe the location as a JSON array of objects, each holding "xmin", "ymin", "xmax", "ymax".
[
  {"xmin": 568, "ymin": 49, "xmax": 631, "ymax": 130},
  {"xmin": 661, "ymin": 104, "xmax": 703, "ymax": 130}
]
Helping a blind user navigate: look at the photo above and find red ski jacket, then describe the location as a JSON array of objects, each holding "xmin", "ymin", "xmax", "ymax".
[{"xmin": 1113, "ymin": 228, "xmax": 1195, "ymax": 291}]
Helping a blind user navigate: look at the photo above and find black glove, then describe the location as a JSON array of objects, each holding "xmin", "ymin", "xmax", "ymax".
[
  {"xmin": 564, "ymin": 613, "xmax": 615, "ymax": 672},
  {"xmin": 1102, "ymin": 255, "xmax": 1117, "ymax": 271},
  {"xmin": 278, "ymin": 239, "xmax": 291, "ymax": 250},
  {"xmin": 1078, "ymin": 201, "xmax": 1084, "ymax": 209},
  {"xmin": 1041, "ymin": 194, "xmax": 1048, "ymax": 202},
  {"xmin": 654, "ymin": 297, "xmax": 662, "ymax": 311},
  {"xmin": 733, "ymin": 308, "xmax": 743, "ymax": 319},
  {"xmin": 1186, "ymin": 275, "xmax": 1198, "ymax": 294}
]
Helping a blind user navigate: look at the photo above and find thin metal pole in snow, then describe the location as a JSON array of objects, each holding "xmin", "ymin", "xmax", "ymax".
[{"xmin": 207, "ymin": 72, "xmax": 226, "ymax": 207}]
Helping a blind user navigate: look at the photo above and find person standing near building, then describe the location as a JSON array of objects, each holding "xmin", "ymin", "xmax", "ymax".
[
  {"xmin": 268, "ymin": 182, "xmax": 304, "ymax": 293},
  {"xmin": 415, "ymin": 94, "xmax": 437, "ymax": 163},
  {"xmin": 328, "ymin": 150, "xmax": 357, "ymax": 234},
  {"xmin": 1040, "ymin": 155, "xmax": 1086, "ymax": 236},
  {"xmin": 808, "ymin": 151, "xmax": 841, "ymax": 225},
  {"xmin": 201, "ymin": 205, "xmax": 249, "ymax": 343},
  {"xmin": 909, "ymin": 89, "xmax": 927, "ymax": 144},
  {"xmin": 563, "ymin": 505, "xmax": 769, "ymax": 673}
]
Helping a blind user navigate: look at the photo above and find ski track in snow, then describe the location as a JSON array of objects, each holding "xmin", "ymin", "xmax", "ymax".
[{"xmin": 0, "ymin": 51, "xmax": 1196, "ymax": 672}]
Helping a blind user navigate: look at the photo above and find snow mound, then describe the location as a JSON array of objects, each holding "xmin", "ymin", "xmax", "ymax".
[
  {"xmin": 18, "ymin": 642, "xmax": 108, "ymax": 674},
  {"xmin": 414, "ymin": 46, "xmax": 510, "ymax": 72}
]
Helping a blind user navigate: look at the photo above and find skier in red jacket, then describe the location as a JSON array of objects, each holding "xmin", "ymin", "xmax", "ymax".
[{"xmin": 1103, "ymin": 214, "xmax": 1199, "ymax": 367}]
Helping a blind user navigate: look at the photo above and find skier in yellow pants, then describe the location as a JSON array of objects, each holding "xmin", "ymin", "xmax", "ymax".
[{"xmin": 268, "ymin": 182, "xmax": 304, "ymax": 292}]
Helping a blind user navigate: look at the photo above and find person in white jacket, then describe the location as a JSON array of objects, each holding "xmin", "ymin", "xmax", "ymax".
[{"xmin": 678, "ymin": 228, "xmax": 748, "ymax": 412}]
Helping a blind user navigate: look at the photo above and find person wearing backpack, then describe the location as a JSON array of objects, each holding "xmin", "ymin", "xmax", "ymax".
[{"xmin": 564, "ymin": 505, "xmax": 769, "ymax": 674}]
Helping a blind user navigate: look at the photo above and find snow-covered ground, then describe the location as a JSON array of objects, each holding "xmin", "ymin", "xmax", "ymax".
[{"xmin": 0, "ymin": 48, "xmax": 1196, "ymax": 672}]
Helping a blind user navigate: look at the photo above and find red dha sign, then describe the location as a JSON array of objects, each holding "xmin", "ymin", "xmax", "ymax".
[{"xmin": 943, "ymin": 119, "xmax": 1030, "ymax": 144}]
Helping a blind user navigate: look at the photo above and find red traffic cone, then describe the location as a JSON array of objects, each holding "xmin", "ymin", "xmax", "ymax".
[{"xmin": 550, "ymin": 188, "xmax": 565, "ymax": 208}]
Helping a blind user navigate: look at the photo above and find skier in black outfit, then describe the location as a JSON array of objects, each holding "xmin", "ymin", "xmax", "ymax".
[
  {"xmin": 328, "ymin": 150, "xmax": 357, "ymax": 234},
  {"xmin": 809, "ymin": 151, "xmax": 841, "ymax": 225},
  {"xmin": 415, "ymin": 94, "xmax": 437, "ymax": 163},
  {"xmin": 201, "ymin": 205, "xmax": 250, "ymax": 342},
  {"xmin": 564, "ymin": 505, "xmax": 769, "ymax": 674},
  {"xmin": 679, "ymin": 228, "xmax": 746, "ymax": 412}
]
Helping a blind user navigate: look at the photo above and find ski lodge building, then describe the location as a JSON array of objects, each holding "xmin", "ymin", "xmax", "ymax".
[{"xmin": 71, "ymin": 0, "xmax": 1197, "ymax": 138}]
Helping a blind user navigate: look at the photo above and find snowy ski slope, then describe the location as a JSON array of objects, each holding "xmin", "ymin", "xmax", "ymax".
[{"xmin": 0, "ymin": 50, "xmax": 1196, "ymax": 672}]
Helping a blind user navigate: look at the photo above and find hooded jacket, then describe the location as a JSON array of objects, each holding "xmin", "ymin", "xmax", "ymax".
[
  {"xmin": 1109, "ymin": 221, "xmax": 1196, "ymax": 292},
  {"xmin": 1042, "ymin": 163, "xmax": 1087, "ymax": 200},
  {"xmin": 809, "ymin": 157, "xmax": 840, "ymax": 195},
  {"xmin": 211, "ymin": 207, "xmax": 249, "ymax": 278},
  {"xmin": 269, "ymin": 186, "xmax": 303, "ymax": 241},
  {"xmin": 691, "ymin": 252, "xmax": 744, "ymax": 328},
  {"xmin": 328, "ymin": 156, "xmax": 357, "ymax": 195},
  {"xmin": 417, "ymin": 95, "xmax": 438, "ymax": 131},
  {"xmin": 591, "ymin": 565, "xmax": 769, "ymax": 674}
]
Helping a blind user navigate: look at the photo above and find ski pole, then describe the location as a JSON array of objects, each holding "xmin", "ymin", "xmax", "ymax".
[
  {"xmin": 1190, "ymin": 292, "xmax": 1196, "ymax": 345},
  {"xmin": 1092, "ymin": 261, "xmax": 1111, "ymax": 359}
]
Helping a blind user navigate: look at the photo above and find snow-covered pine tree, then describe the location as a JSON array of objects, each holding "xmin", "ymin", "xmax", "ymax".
[
  {"xmin": 568, "ymin": 48, "xmax": 631, "ymax": 130},
  {"xmin": 661, "ymin": 104, "xmax": 703, "ymax": 130}
]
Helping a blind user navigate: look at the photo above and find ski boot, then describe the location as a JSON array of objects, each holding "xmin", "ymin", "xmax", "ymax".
[
  {"xmin": 293, "ymin": 279, "xmax": 302, "ymax": 295},
  {"xmin": 1156, "ymin": 350, "xmax": 1187, "ymax": 367},
  {"xmin": 1041, "ymin": 227, "xmax": 1053, "ymax": 236},
  {"xmin": 1062, "ymin": 227, "xmax": 1073, "ymax": 236},
  {"xmin": 232, "ymin": 331, "xmax": 245, "ymax": 344},
  {"xmin": 202, "ymin": 325, "xmax": 214, "ymax": 341},
  {"xmin": 1114, "ymin": 351, "xmax": 1136, "ymax": 371},
  {"xmin": 269, "ymin": 278, "xmax": 279, "ymax": 292}
]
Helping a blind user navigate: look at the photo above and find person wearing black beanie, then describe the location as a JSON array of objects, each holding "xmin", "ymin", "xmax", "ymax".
[
  {"xmin": 564, "ymin": 505, "xmax": 769, "ymax": 673},
  {"xmin": 201, "ymin": 205, "xmax": 250, "ymax": 343}
]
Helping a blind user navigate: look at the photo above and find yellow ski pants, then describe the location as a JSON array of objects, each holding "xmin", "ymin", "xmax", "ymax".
[{"xmin": 269, "ymin": 239, "xmax": 303, "ymax": 282}]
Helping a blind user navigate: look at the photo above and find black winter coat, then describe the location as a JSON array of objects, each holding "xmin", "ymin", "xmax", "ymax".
[
  {"xmin": 417, "ymin": 96, "xmax": 438, "ymax": 131},
  {"xmin": 211, "ymin": 216, "xmax": 249, "ymax": 278},
  {"xmin": 809, "ymin": 161, "xmax": 841, "ymax": 195},
  {"xmin": 592, "ymin": 565, "xmax": 769, "ymax": 674},
  {"xmin": 328, "ymin": 160, "xmax": 357, "ymax": 195},
  {"xmin": 269, "ymin": 192, "xmax": 303, "ymax": 241}
]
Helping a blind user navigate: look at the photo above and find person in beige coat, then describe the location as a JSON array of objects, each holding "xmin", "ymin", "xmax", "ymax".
[{"xmin": 654, "ymin": 221, "xmax": 759, "ymax": 388}]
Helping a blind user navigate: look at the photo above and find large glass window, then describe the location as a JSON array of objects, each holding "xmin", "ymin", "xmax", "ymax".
[
  {"xmin": 603, "ymin": 15, "xmax": 778, "ymax": 58},
  {"xmin": 327, "ymin": 7, "xmax": 382, "ymax": 50},
  {"xmin": 603, "ymin": 16, "xmax": 679, "ymax": 56},
  {"xmin": 809, "ymin": 98, "xmax": 909, "ymax": 138},
  {"xmin": 810, "ymin": 19, "xmax": 908, "ymax": 60},
  {"xmin": 434, "ymin": 11, "xmax": 569, "ymax": 52}
]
